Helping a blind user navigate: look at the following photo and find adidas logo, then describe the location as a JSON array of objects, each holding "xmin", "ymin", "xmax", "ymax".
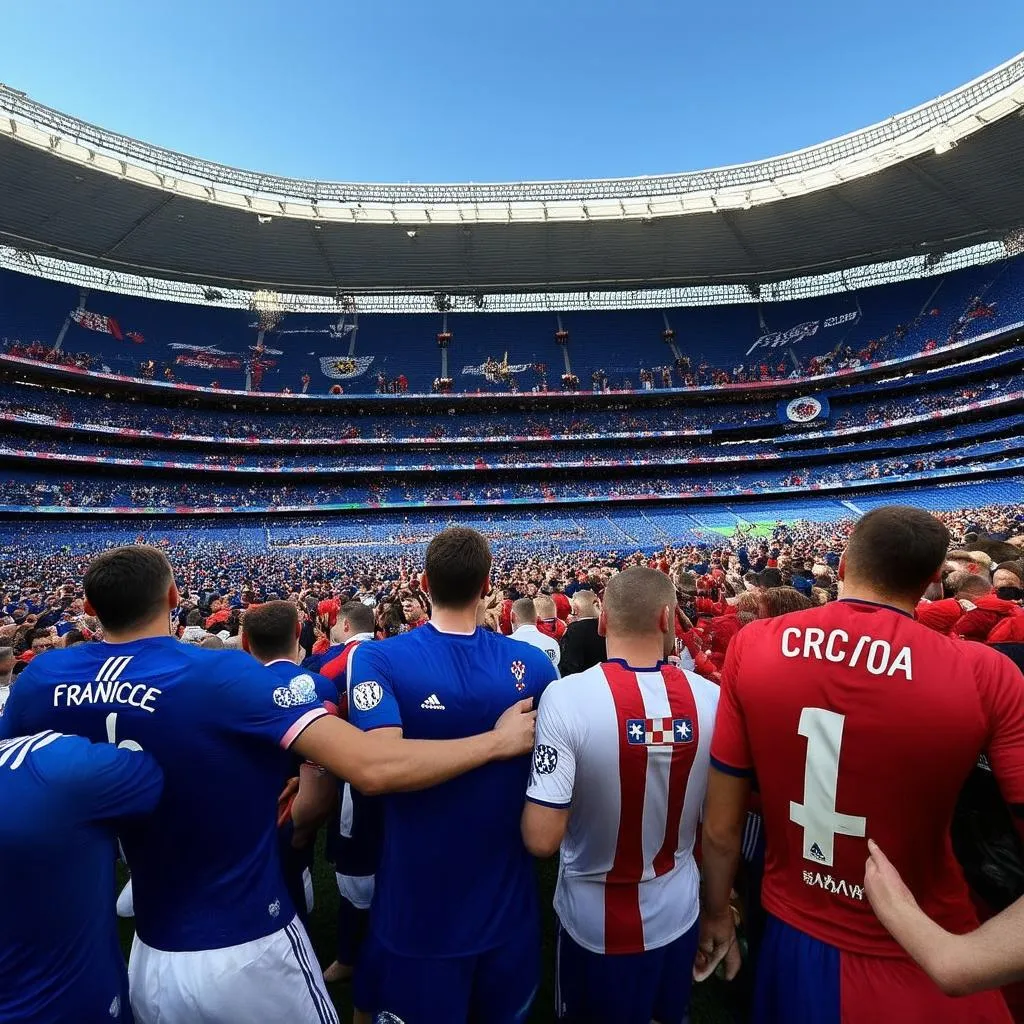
[
  {"xmin": 420, "ymin": 693, "xmax": 446, "ymax": 711},
  {"xmin": 809, "ymin": 842, "xmax": 826, "ymax": 862}
]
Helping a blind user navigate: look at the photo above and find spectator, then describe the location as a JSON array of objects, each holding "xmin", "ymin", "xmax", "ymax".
[
  {"xmin": 510, "ymin": 597, "xmax": 561, "ymax": 670},
  {"xmin": 559, "ymin": 590, "xmax": 607, "ymax": 676}
]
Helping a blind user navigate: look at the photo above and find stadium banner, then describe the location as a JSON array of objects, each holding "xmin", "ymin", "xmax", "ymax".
[
  {"xmin": 778, "ymin": 396, "xmax": 830, "ymax": 424},
  {"xmin": 320, "ymin": 355, "xmax": 375, "ymax": 379},
  {"xmin": 461, "ymin": 360, "xmax": 533, "ymax": 377},
  {"xmin": 70, "ymin": 309, "xmax": 144, "ymax": 343},
  {"xmin": 2, "ymin": 318, "xmax": 1021, "ymax": 402}
]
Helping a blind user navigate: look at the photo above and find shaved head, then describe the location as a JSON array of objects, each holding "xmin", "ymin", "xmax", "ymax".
[
  {"xmin": 511, "ymin": 598, "xmax": 537, "ymax": 626},
  {"xmin": 602, "ymin": 567, "xmax": 676, "ymax": 638},
  {"xmin": 533, "ymin": 595, "xmax": 556, "ymax": 620},
  {"xmin": 572, "ymin": 590, "xmax": 600, "ymax": 618}
]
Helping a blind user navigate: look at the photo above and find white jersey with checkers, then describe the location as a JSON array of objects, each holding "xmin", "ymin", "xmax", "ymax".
[{"xmin": 527, "ymin": 659, "xmax": 719, "ymax": 954}]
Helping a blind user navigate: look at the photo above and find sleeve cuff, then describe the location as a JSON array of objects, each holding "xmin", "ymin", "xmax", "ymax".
[
  {"xmin": 710, "ymin": 755, "xmax": 754, "ymax": 778},
  {"xmin": 281, "ymin": 707, "xmax": 329, "ymax": 749},
  {"xmin": 526, "ymin": 794, "xmax": 572, "ymax": 809}
]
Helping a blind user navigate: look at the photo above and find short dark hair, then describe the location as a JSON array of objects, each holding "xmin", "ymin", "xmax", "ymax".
[
  {"xmin": 756, "ymin": 587, "xmax": 814, "ymax": 618},
  {"xmin": 339, "ymin": 600, "xmax": 375, "ymax": 635},
  {"xmin": 603, "ymin": 567, "xmax": 676, "ymax": 637},
  {"xmin": 84, "ymin": 546, "xmax": 173, "ymax": 633},
  {"xmin": 241, "ymin": 601, "xmax": 298, "ymax": 661},
  {"xmin": 424, "ymin": 527, "xmax": 492, "ymax": 608},
  {"xmin": 844, "ymin": 506, "xmax": 950, "ymax": 598}
]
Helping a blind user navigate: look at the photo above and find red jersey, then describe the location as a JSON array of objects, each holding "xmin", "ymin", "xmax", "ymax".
[
  {"xmin": 537, "ymin": 617, "xmax": 567, "ymax": 641},
  {"xmin": 711, "ymin": 598, "xmax": 1024, "ymax": 956}
]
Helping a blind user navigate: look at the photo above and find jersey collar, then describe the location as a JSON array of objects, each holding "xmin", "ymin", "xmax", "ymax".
[
  {"xmin": 605, "ymin": 657, "xmax": 668, "ymax": 673},
  {"xmin": 838, "ymin": 597, "xmax": 915, "ymax": 620}
]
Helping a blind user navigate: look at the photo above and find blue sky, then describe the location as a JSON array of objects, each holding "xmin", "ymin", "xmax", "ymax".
[{"xmin": 3, "ymin": 1, "xmax": 1022, "ymax": 183}]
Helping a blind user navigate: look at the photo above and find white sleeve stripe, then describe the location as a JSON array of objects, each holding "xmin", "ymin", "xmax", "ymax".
[{"xmin": 11, "ymin": 730, "xmax": 61, "ymax": 770}]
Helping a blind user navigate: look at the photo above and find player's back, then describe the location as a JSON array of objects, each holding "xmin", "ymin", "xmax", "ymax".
[
  {"xmin": 721, "ymin": 599, "xmax": 1022, "ymax": 955},
  {"xmin": 1, "ymin": 638, "xmax": 304, "ymax": 952},
  {"xmin": 540, "ymin": 660, "xmax": 719, "ymax": 954},
  {"xmin": 0, "ymin": 731, "xmax": 162, "ymax": 1023},
  {"xmin": 350, "ymin": 625, "xmax": 557, "ymax": 956}
]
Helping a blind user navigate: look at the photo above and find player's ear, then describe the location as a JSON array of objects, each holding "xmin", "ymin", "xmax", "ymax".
[
  {"xmin": 659, "ymin": 604, "xmax": 672, "ymax": 636},
  {"xmin": 168, "ymin": 582, "xmax": 180, "ymax": 610},
  {"xmin": 295, "ymin": 620, "xmax": 301, "ymax": 640},
  {"xmin": 241, "ymin": 633, "xmax": 251, "ymax": 653},
  {"xmin": 837, "ymin": 554, "xmax": 846, "ymax": 581},
  {"xmin": 83, "ymin": 597, "xmax": 97, "ymax": 617},
  {"xmin": 421, "ymin": 573, "xmax": 432, "ymax": 597},
  {"xmin": 597, "ymin": 608, "xmax": 608, "ymax": 638}
]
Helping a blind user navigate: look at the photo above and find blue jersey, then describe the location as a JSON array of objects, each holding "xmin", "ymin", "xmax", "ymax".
[
  {"xmin": 265, "ymin": 660, "xmax": 338, "ymax": 706},
  {"xmin": 0, "ymin": 638, "xmax": 329, "ymax": 952},
  {"xmin": 348, "ymin": 623, "xmax": 557, "ymax": 957},
  {"xmin": 0, "ymin": 731, "xmax": 163, "ymax": 1024},
  {"xmin": 302, "ymin": 643, "xmax": 344, "ymax": 674}
]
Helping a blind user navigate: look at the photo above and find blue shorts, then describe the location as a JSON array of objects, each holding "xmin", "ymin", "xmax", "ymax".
[
  {"xmin": 359, "ymin": 924, "xmax": 539, "ymax": 1024},
  {"xmin": 753, "ymin": 914, "xmax": 1011, "ymax": 1024},
  {"xmin": 555, "ymin": 918, "xmax": 699, "ymax": 1024}
]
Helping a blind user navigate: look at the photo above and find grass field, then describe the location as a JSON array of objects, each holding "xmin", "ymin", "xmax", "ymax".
[{"xmin": 117, "ymin": 845, "xmax": 739, "ymax": 1022}]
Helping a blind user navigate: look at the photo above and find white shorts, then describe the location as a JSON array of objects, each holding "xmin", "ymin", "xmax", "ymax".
[
  {"xmin": 335, "ymin": 871, "xmax": 375, "ymax": 911},
  {"xmin": 129, "ymin": 916, "xmax": 338, "ymax": 1024}
]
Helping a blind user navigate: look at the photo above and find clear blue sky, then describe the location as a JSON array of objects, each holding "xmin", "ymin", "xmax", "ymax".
[{"xmin": 3, "ymin": 0, "xmax": 1022, "ymax": 183}]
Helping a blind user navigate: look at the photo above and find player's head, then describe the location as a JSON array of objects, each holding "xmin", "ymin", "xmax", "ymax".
[
  {"xmin": 423, "ymin": 527, "xmax": 492, "ymax": 610},
  {"xmin": 241, "ymin": 600, "xmax": 300, "ymax": 664},
  {"xmin": 335, "ymin": 600, "xmax": 375, "ymax": 642},
  {"xmin": 839, "ymin": 506, "xmax": 950, "ymax": 603},
  {"xmin": 571, "ymin": 590, "xmax": 600, "ymax": 619},
  {"xmin": 533, "ymin": 595, "xmax": 557, "ymax": 621},
  {"xmin": 599, "ymin": 567, "xmax": 676, "ymax": 658},
  {"xmin": 943, "ymin": 570, "xmax": 992, "ymax": 600},
  {"xmin": 511, "ymin": 598, "xmax": 537, "ymax": 629},
  {"xmin": 0, "ymin": 646, "xmax": 13, "ymax": 685},
  {"xmin": 400, "ymin": 591, "xmax": 428, "ymax": 624},
  {"xmin": 993, "ymin": 561, "xmax": 1024, "ymax": 595},
  {"xmin": 83, "ymin": 546, "xmax": 178, "ymax": 638}
]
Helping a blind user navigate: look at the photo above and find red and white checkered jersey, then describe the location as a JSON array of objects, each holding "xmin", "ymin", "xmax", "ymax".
[{"xmin": 526, "ymin": 659, "xmax": 719, "ymax": 954}]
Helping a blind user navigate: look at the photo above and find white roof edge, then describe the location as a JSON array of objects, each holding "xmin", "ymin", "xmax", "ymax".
[
  {"xmin": 0, "ymin": 51, "xmax": 1022, "ymax": 220},
  {"xmin": 0, "ymin": 239, "xmax": 1010, "ymax": 313}
]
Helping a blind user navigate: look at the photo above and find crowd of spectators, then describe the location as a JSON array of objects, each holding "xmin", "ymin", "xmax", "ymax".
[
  {"xmin": 5, "ymin": 441, "xmax": 1021, "ymax": 511},
  {"xmin": 0, "ymin": 364, "xmax": 1019, "ymax": 454},
  {"xmin": 1, "ymin": 431, "xmax": 1019, "ymax": 482},
  {"xmin": 1, "ymin": 503, "xmax": 1020, "ymax": 666}
]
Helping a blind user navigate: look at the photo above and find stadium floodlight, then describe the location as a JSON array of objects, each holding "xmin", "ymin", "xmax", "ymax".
[{"xmin": 249, "ymin": 289, "xmax": 284, "ymax": 331}]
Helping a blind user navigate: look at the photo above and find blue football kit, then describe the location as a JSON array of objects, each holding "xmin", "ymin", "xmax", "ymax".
[
  {"xmin": 0, "ymin": 731, "xmax": 163, "ymax": 1024},
  {"xmin": 348, "ymin": 623, "xmax": 558, "ymax": 1024},
  {"xmin": 264, "ymin": 659, "xmax": 338, "ymax": 923},
  {"xmin": 0, "ymin": 638, "xmax": 330, "ymax": 953}
]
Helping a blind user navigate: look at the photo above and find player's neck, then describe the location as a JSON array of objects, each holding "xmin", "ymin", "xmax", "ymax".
[
  {"xmin": 605, "ymin": 637, "xmax": 665, "ymax": 671},
  {"xmin": 102, "ymin": 618, "xmax": 174, "ymax": 644},
  {"xmin": 429, "ymin": 606, "xmax": 478, "ymax": 635},
  {"xmin": 838, "ymin": 583, "xmax": 918, "ymax": 616}
]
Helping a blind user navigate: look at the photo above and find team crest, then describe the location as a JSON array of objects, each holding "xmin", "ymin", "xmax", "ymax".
[
  {"xmin": 272, "ymin": 674, "xmax": 318, "ymax": 709},
  {"xmin": 511, "ymin": 660, "xmax": 526, "ymax": 690},
  {"xmin": 534, "ymin": 744, "xmax": 558, "ymax": 775}
]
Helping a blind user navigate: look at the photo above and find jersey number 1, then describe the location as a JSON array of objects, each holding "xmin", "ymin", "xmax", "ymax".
[
  {"xmin": 105, "ymin": 712, "xmax": 143, "ymax": 752},
  {"xmin": 789, "ymin": 707, "xmax": 866, "ymax": 867}
]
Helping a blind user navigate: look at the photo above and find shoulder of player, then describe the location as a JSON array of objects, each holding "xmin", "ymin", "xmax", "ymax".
[
  {"xmin": 540, "ymin": 663, "xmax": 606, "ymax": 702},
  {"xmin": 676, "ymin": 666, "xmax": 721, "ymax": 705},
  {"xmin": 3, "ymin": 730, "xmax": 101, "ymax": 780},
  {"xmin": 502, "ymin": 633, "xmax": 557, "ymax": 667}
]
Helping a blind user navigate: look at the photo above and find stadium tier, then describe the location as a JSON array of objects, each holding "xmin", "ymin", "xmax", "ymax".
[{"xmin": 3, "ymin": 254, "xmax": 1024, "ymax": 396}]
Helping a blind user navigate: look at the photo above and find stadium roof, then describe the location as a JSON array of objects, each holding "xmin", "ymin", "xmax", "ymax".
[{"xmin": 1, "ymin": 54, "xmax": 1023, "ymax": 296}]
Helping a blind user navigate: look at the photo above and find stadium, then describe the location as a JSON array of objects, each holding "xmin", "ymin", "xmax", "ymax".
[{"xmin": 2, "ymin": 36, "xmax": 1024, "ymax": 1024}]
